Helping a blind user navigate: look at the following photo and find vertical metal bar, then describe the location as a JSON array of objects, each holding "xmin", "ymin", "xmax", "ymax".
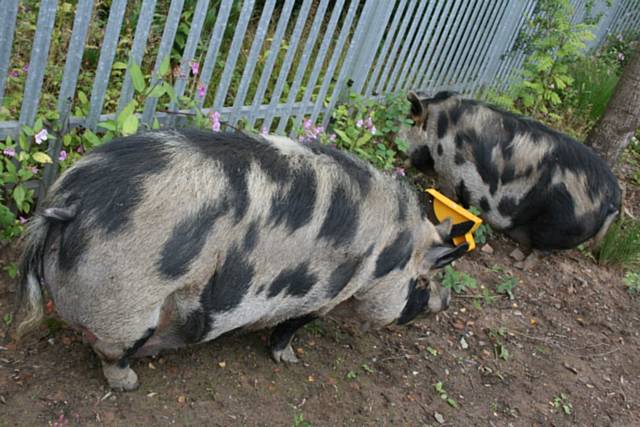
[
  {"xmin": 0, "ymin": 0, "xmax": 19, "ymax": 104},
  {"xmin": 291, "ymin": 0, "xmax": 345, "ymax": 126},
  {"xmin": 167, "ymin": 0, "xmax": 210, "ymax": 124},
  {"xmin": 464, "ymin": 1, "xmax": 505, "ymax": 95},
  {"xmin": 275, "ymin": 0, "xmax": 329, "ymax": 134},
  {"xmin": 434, "ymin": 1, "xmax": 484, "ymax": 90},
  {"xmin": 19, "ymin": 0, "xmax": 58, "ymax": 128},
  {"xmin": 262, "ymin": 0, "xmax": 313, "ymax": 131},
  {"xmin": 142, "ymin": 0, "xmax": 186, "ymax": 126},
  {"xmin": 403, "ymin": 0, "xmax": 446, "ymax": 91},
  {"xmin": 195, "ymin": 0, "xmax": 233, "ymax": 109},
  {"xmin": 311, "ymin": 0, "xmax": 359, "ymax": 124},
  {"xmin": 86, "ymin": 0, "xmax": 128, "ymax": 130},
  {"xmin": 386, "ymin": 1, "xmax": 433, "ymax": 92},
  {"xmin": 499, "ymin": 0, "xmax": 539, "ymax": 91},
  {"xmin": 409, "ymin": 0, "xmax": 456, "ymax": 90},
  {"xmin": 229, "ymin": 0, "xmax": 277, "ymax": 125},
  {"xmin": 495, "ymin": 0, "xmax": 537, "ymax": 90},
  {"xmin": 427, "ymin": 0, "xmax": 473, "ymax": 92},
  {"xmin": 476, "ymin": 0, "xmax": 526, "ymax": 94},
  {"xmin": 319, "ymin": 0, "xmax": 370, "ymax": 127},
  {"xmin": 470, "ymin": 2, "xmax": 510, "ymax": 94},
  {"xmin": 56, "ymin": 0, "xmax": 94, "ymax": 117},
  {"xmin": 349, "ymin": 1, "xmax": 395, "ymax": 95},
  {"xmin": 116, "ymin": 0, "xmax": 157, "ymax": 113},
  {"xmin": 247, "ymin": 0, "xmax": 295, "ymax": 128},
  {"xmin": 414, "ymin": 0, "xmax": 457, "ymax": 90},
  {"xmin": 375, "ymin": 0, "xmax": 418, "ymax": 94},
  {"xmin": 364, "ymin": 0, "xmax": 409, "ymax": 96},
  {"xmin": 211, "ymin": 0, "xmax": 256, "ymax": 113}
]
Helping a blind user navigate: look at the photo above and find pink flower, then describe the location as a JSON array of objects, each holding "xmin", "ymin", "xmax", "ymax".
[
  {"xmin": 370, "ymin": 126, "xmax": 377, "ymax": 135},
  {"xmin": 329, "ymin": 133, "xmax": 336, "ymax": 142},
  {"xmin": 618, "ymin": 52, "xmax": 625, "ymax": 61},
  {"xmin": 18, "ymin": 216, "xmax": 28, "ymax": 224},
  {"xmin": 34, "ymin": 129, "xmax": 48, "ymax": 144},
  {"xmin": 261, "ymin": 127, "xmax": 269, "ymax": 136},
  {"xmin": 190, "ymin": 61, "xmax": 199, "ymax": 76},
  {"xmin": 76, "ymin": 145, "xmax": 84, "ymax": 154},
  {"xmin": 9, "ymin": 70, "xmax": 19, "ymax": 78},
  {"xmin": 210, "ymin": 111, "xmax": 221, "ymax": 132},
  {"xmin": 58, "ymin": 150, "xmax": 67, "ymax": 161},
  {"xmin": 356, "ymin": 119, "xmax": 364, "ymax": 128},
  {"xmin": 303, "ymin": 118, "xmax": 313, "ymax": 130},
  {"xmin": 393, "ymin": 167, "xmax": 406, "ymax": 177},
  {"xmin": 22, "ymin": 64, "xmax": 28, "ymax": 73},
  {"xmin": 197, "ymin": 82, "xmax": 206, "ymax": 98},
  {"xmin": 3, "ymin": 148, "xmax": 15, "ymax": 157},
  {"xmin": 30, "ymin": 166, "xmax": 39, "ymax": 174}
]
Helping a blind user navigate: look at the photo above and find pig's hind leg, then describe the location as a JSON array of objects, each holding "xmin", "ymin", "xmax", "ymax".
[{"xmin": 269, "ymin": 315, "xmax": 316, "ymax": 363}]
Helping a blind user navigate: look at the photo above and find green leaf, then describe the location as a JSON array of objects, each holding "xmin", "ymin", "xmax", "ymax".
[
  {"xmin": 113, "ymin": 61, "xmax": 128, "ymax": 70},
  {"xmin": 355, "ymin": 133, "xmax": 372, "ymax": 148},
  {"xmin": 148, "ymin": 83, "xmax": 166, "ymax": 98},
  {"xmin": 32, "ymin": 152, "xmax": 53, "ymax": 164},
  {"xmin": 129, "ymin": 62, "xmax": 146, "ymax": 93},
  {"xmin": 13, "ymin": 185, "xmax": 26, "ymax": 209},
  {"xmin": 158, "ymin": 55, "xmax": 171, "ymax": 77},
  {"xmin": 163, "ymin": 82, "xmax": 177, "ymax": 103},
  {"xmin": 33, "ymin": 117, "xmax": 43, "ymax": 132},
  {"xmin": 98, "ymin": 120, "xmax": 117, "ymax": 132},
  {"xmin": 334, "ymin": 129, "xmax": 352, "ymax": 144},
  {"xmin": 121, "ymin": 114, "xmax": 139, "ymax": 136},
  {"xmin": 19, "ymin": 133, "xmax": 29, "ymax": 151},
  {"xmin": 83, "ymin": 129, "xmax": 103, "ymax": 147}
]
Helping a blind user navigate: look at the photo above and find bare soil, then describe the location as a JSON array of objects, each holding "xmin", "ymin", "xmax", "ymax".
[{"xmin": 0, "ymin": 160, "xmax": 638, "ymax": 427}]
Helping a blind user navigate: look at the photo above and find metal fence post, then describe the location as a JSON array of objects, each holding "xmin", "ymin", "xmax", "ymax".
[{"xmin": 348, "ymin": 1, "xmax": 396, "ymax": 96}]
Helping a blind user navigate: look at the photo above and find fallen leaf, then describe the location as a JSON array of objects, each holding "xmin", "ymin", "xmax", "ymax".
[
  {"xmin": 434, "ymin": 412, "xmax": 445, "ymax": 424},
  {"xmin": 218, "ymin": 361, "xmax": 226, "ymax": 368},
  {"xmin": 177, "ymin": 395, "xmax": 186, "ymax": 404}
]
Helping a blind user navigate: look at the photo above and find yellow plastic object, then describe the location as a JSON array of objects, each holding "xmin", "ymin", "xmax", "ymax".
[{"xmin": 426, "ymin": 188, "xmax": 483, "ymax": 251}]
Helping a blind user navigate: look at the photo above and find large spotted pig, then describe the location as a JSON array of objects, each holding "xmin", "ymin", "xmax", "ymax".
[
  {"xmin": 16, "ymin": 129, "xmax": 468, "ymax": 390},
  {"xmin": 402, "ymin": 91, "xmax": 621, "ymax": 251}
]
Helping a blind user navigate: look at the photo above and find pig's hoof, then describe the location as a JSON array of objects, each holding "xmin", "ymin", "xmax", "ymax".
[
  {"xmin": 103, "ymin": 363, "xmax": 139, "ymax": 391},
  {"xmin": 271, "ymin": 344, "xmax": 299, "ymax": 364}
]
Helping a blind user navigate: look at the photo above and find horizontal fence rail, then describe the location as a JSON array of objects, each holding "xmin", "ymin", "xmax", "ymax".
[{"xmin": 1, "ymin": 0, "xmax": 638, "ymax": 143}]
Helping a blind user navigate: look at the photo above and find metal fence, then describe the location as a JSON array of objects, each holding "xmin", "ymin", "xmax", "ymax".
[{"xmin": 0, "ymin": 0, "xmax": 639, "ymax": 142}]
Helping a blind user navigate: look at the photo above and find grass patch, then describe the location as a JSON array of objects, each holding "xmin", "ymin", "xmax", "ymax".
[{"xmin": 597, "ymin": 218, "xmax": 640, "ymax": 269}]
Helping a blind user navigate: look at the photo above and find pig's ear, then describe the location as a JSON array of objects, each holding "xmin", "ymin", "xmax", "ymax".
[
  {"xmin": 424, "ymin": 242, "xmax": 469, "ymax": 270},
  {"xmin": 407, "ymin": 91, "xmax": 426, "ymax": 124}
]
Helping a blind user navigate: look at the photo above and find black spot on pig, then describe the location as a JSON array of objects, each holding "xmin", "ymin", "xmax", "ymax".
[
  {"xmin": 436, "ymin": 113, "xmax": 448, "ymax": 139},
  {"xmin": 308, "ymin": 142, "xmax": 371, "ymax": 195},
  {"xmin": 454, "ymin": 152, "xmax": 465, "ymax": 165},
  {"xmin": 326, "ymin": 258, "xmax": 362, "ymax": 299},
  {"xmin": 497, "ymin": 196, "xmax": 517, "ymax": 216},
  {"xmin": 180, "ymin": 308, "xmax": 209, "ymax": 344},
  {"xmin": 159, "ymin": 200, "xmax": 230, "ymax": 279},
  {"xmin": 318, "ymin": 186, "xmax": 360, "ymax": 247},
  {"xmin": 455, "ymin": 180, "xmax": 471, "ymax": 209},
  {"xmin": 118, "ymin": 328, "xmax": 156, "ymax": 368},
  {"xmin": 270, "ymin": 165, "xmax": 317, "ymax": 233},
  {"xmin": 501, "ymin": 165, "xmax": 516, "ymax": 185},
  {"xmin": 243, "ymin": 220, "xmax": 260, "ymax": 252},
  {"xmin": 196, "ymin": 245, "xmax": 255, "ymax": 335},
  {"xmin": 181, "ymin": 129, "xmax": 294, "ymax": 220},
  {"xmin": 397, "ymin": 279, "xmax": 430, "ymax": 325},
  {"xmin": 479, "ymin": 197, "xmax": 490, "ymax": 212},
  {"xmin": 268, "ymin": 262, "xmax": 317, "ymax": 298},
  {"xmin": 410, "ymin": 145, "xmax": 434, "ymax": 172},
  {"xmin": 437, "ymin": 143, "xmax": 443, "ymax": 156},
  {"xmin": 374, "ymin": 230, "xmax": 413, "ymax": 278},
  {"xmin": 396, "ymin": 187, "xmax": 411, "ymax": 223},
  {"xmin": 55, "ymin": 137, "xmax": 171, "ymax": 271}
]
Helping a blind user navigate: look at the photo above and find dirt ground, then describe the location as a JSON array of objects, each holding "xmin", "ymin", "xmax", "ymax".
[{"xmin": 0, "ymin": 159, "xmax": 638, "ymax": 427}]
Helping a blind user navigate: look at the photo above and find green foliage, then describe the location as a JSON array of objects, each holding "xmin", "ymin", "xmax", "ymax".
[
  {"xmin": 508, "ymin": 0, "xmax": 595, "ymax": 119},
  {"xmin": 292, "ymin": 412, "xmax": 312, "ymax": 427},
  {"xmin": 441, "ymin": 266, "xmax": 477, "ymax": 294},
  {"xmin": 3, "ymin": 262, "xmax": 18, "ymax": 279},
  {"xmin": 624, "ymin": 271, "xmax": 640, "ymax": 295},
  {"xmin": 468, "ymin": 206, "xmax": 493, "ymax": 245},
  {"xmin": 496, "ymin": 275, "xmax": 518, "ymax": 300},
  {"xmin": 552, "ymin": 393, "xmax": 573, "ymax": 415},
  {"xmin": 596, "ymin": 218, "xmax": 640, "ymax": 269},
  {"xmin": 434, "ymin": 381, "xmax": 459, "ymax": 408},
  {"xmin": 327, "ymin": 92, "xmax": 412, "ymax": 170}
]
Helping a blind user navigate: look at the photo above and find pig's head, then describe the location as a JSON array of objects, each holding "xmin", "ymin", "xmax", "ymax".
[
  {"xmin": 399, "ymin": 91, "xmax": 460, "ymax": 175},
  {"xmin": 395, "ymin": 218, "xmax": 469, "ymax": 324}
]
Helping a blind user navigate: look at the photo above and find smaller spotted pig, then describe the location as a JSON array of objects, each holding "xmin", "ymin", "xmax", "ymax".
[
  {"xmin": 403, "ymin": 91, "xmax": 621, "ymax": 251},
  {"xmin": 16, "ymin": 129, "xmax": 469, "ymax": 390}
]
